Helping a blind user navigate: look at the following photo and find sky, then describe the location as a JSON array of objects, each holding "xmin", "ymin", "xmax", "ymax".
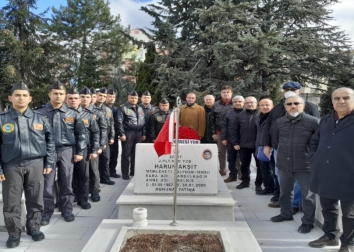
[{"xmin": 33, "ymin": 0, "xmax": 354, "ymax": 44}]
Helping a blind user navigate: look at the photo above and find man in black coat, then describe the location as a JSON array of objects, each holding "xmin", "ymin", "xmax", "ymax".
[
  {"xmin": 138, "ymin": 91, "xmax": 158, "ymax": 143},
  {"xmin": 308, "ymin": 87, "xmax": 354, "ymax": 252},
  {"xmin": 202, "ymin": 95, "xmax": 216, "ymax": 144},
  {"xmin": 150, "ymin": 98, "xmax": 171, "ymax": 141},
  {"xmin": 221, "ymin": 95, "xmax": 244, "ymax": 183},
  {"xmin": 229, "ymin": 96, "xmax": 261, "ymax": 190},
  {"xmin": 270, "ymin": 96, "xmax": 319, "ymax": 235}
]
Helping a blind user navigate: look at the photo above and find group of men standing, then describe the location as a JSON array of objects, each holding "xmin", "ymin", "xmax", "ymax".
[{"xmin": 0, "ymin": 81, "xmax": 171, "ymax": 248}]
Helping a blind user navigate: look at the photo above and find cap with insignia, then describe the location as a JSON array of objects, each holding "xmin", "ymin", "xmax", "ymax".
[
  {"xmin": 80, "ymin": 87, "xmax": 92, "ymax": 95},
  {"xmin": 107, "ymin": 88, "xmax": 116, "ymax": 95},
  {"xmin": 98, "ymin": 87, "xmax": 107, "ymax": 94},
  {"xmin": 89, "ymin": 87, "xmax": 97, "ymax": 94},
  {"xmin": 159, "ymin": 98, "xmax": 169, "ymax": 104},
  {"xmin": 10, "ymin": 81, "xmax": 30, "ymax": 92},
  {"xmin": 128, "ymin": 90, "xmax": 138, "ymax": 96},
  {"xmin": 142, "ymin": 91, "xmax": 151, "ymax": 96},
  {"xmin": 51, "ymin": 80, "xmax": 66, "ymax": 90},
  {"xmin": 67, "ymin": 86, "xmax": 79, "ymax": 94}
]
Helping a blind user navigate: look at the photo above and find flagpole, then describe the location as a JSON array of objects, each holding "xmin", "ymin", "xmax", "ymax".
[{"xmin": 171, "ymin": 97, "xmax": 182, "ymax": 226}]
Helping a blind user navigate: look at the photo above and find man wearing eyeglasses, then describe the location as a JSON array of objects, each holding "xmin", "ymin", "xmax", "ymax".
[
  {"xmin": 260, "ymin": 81, "xmax": 320, "ymax": 208},
  {"xmin": 308, "ymin": 88, "xmax": 354, "ymax": 251},
  {"xmin": 270, "ymin": 95, "xmax": 319, "ymax": 235}
]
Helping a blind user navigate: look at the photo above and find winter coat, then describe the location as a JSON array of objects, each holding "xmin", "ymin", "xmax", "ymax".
[
  {"xmin": 202, "ymin": 106, "xmax": 215, "ymax": 143},
  {"xmin": 309, "ymin": 112, "xmax": 354, "ymax": 201},
  {"xmin": 180, "ymin": 104, "xmax": 206, "ymax": 137},
  {"xmin": 210, "ymin": 99, "xmax": 233, "ymax": 133},
  {"xmin": 274, "ymin": 113, "xmax": 319, "ymax": 172},
  {"xmin": 220, "ymin": 108, "xmax": 244, "ymax": 141}
]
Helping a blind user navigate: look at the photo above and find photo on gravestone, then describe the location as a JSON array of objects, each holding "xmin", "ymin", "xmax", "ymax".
[{"xmin": 134, "ymin": 144, "xmax": 218, "ymax": 195}]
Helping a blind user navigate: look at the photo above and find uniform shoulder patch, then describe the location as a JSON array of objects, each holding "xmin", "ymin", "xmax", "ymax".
[{"xmin": 2, "ymin": 123, "xmax": 15, "ymax": 133}]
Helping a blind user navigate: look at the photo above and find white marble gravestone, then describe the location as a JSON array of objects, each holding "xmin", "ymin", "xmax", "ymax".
[{"xmin": 134, "ymin": 143, "xmax": 218, "ymax": 195}]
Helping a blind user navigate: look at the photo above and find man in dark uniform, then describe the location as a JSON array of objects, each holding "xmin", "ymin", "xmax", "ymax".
[
  {"xmin": 117, "ymin": 90, "xmax": 146, "ymax": 180},
  {"xmin": 90, "ymin": 88, "xmax": 97, "ymax": 104},
  {"xmin": 66, "ymin": 87, "xmax": 100, "ymax": 209},
  {"xmin": 87, "ymin": 87, "xmax": 107, "ymax": 202},
  {"xmin": 0, "ymin": 82, "xmax": 55, "ymax": 248},
  {"xmin": 138, "ymin": 91, "xmax": 158, "ymax": 143},
  {"xmin": 105, "ymin": 88, "xmax": 121, "ymax": 178},
  {"xmin": 150, "ymin": 98, "xmax": 171, "ymax": 141},
  {"xmin": 36, "ymin": 81, "xmax": 86, "ymax": 225},
  {"xmin": 95, "ymin": 87, "xmax": 115, "ymax": 185}
]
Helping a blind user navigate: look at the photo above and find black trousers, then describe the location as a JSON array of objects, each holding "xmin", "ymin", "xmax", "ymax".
[
  {"xmin": 99, "ymin": 143, "xmax": 110, "ymax": 181},
  {"xmin": 2, "ymin": 160, "xmax": 44, "ymax": 236},
  {"xmin": 43, "ymin": 148, "xmax": 74, "ymax": 218},
  {"xmin": 320, "ymin": 197, "xmax": 354, "ymax": 245},
  {"xmin": 121, "ymin": 130, "xmax": 142, "ymax": 176},
  {"xmin": 73, "ymin": 148, "xmax": 89, "ymax": 200},
  {"xmin": 258, "ymin": 155, "xmax": 275, "ymax": 192},
  {"xmin": 227, "ymin": 143, "xmax": 241, "ymax": 178},
  {"xmin": 270, "ymin": 153, "xmax": 280, "ymax": 197},
  {"xmin": 109, "ymin": 135, "xmax": 119, "ymax": 175},
  {"xmin": 239, "ymin": 147, "xmax": 262, "ymax": 186},
  {"xmin": 89, "ymin": 155, "xmax": 100, "ymax": 194}
]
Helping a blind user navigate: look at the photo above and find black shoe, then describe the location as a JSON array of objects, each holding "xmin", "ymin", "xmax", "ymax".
[
  {"xmin": 100, "ymin": 180, "xmax": 115, "ymax": 185},
  {"xmin": 236, "ymin": 182, "xmax": 249, "ymax": 189},
  {"xmin": 257, "ymin": 189, "xmax": 274, "ymax": 195},
  {"xmin": 292, "ymin": 207, "xmax": 300, "ymax": 215},
  {"xmin": 91, "ymin": 193, "xmax": 100, "ymax": 202},
  {"xmin": 122, "ymin": 174, "xmax": 130, "ymax": 180},
  {"xmin": 6, "ymin": 236, "xmax": 20, "ymax": 248},
  {"xmin": 110, "ymin": 173, "xmax": 121, "ymax": 178},
  {"xmin": 26, "ymin": 230, "xmax": 45, "ymax": 241},
  {"xmin": 270, "ymin": 194, "xmax": 279, "ymax": 202},
  {"xmin": 41, "ymin": 217, "xmax": 50, "ymax": 226},
  {"xmin": 78, "ymin": 197, "xmax": 91, "ymax": 209},
  {"xmin": 268, "ymin": 202, "xmax": 281, "ymax": 208},
  {"xmin": 308, "ymin": 235, "xmax": 339, "ymax": 248},
  {"xmin": 298, "ymin": 223, "xmax": 314, "ymax": 233},
  {"xmin": 61, "ymin": 212, "xmax": 75, "ymax": 222},
  {"xmin": 129, "ymin": 172, "xmax": 135, "ymax": 176},
  {"xmin": 255, "ymin": 185, "xmax": 263, "ymax": 193},
  {"xmin": 270, "ymin": 214, "xmax": 294, "ymax": 222},
  {"xmin": 339, "ymin": 244, "xmax": 354, "ymax": 252}
]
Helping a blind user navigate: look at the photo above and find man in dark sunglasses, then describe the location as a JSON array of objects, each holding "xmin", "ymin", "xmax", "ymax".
[{"xmin": 270, "ymin": 95, "xmax": 319, "ymax": 235}]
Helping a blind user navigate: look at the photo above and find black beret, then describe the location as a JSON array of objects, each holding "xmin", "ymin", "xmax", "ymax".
[
  {"xmin": 159, "ymin": 98, "xmax": 169, "ymax": 104},
  {"xmin": 142, "ymin": 91, "xmax": 151, "ymax": 96},
  {"xmin": 98, "ymin": 87, "xmax": 107, "ymax": 94},
  {"xmin": 51, "ymin": 80, "xmax": 66, "ymax": 90},
  {"xmin": 128, "ymin": 90, "xmax": 138, "ymax": 96},
  {"xmin": 11, "ymin": 81, "xmax": 30, "ymax": 92},
  {"xmin": 80, "ymin": 87, "xmax": 92, "ymax": 95},
  {"xmin": 107, "ymin": 88, "xmax": 116, "ymax": 95},
  {"xmin": 67, "ymin": 86, "xmax": 79, "ymax": 94},
  {"xmin": 89, "ymin": 87, "xmax": 97, "ymax": 94},
  {"xmin": 283, "ymin": 81, "xmax": 301, "ymax": 90}
]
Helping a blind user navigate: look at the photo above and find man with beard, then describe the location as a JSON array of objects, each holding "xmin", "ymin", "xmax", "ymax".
[
  {"xmin": 117, "ymin": 90, "xmax": 146, "ymax": 180},
  {"xmin": 66, "ymin": 86, "xmax": 99, "ymax": 210},
  {"xmin": 36, "ymin": 81, "xmax": 86, "ymax": 225},
  {"xmin": 95, "ymin": 88, "xmax": 115, "ymax": 185},
  {"xmin": 270, "ymin": 96, "xmax": 318, "ymax": 235}
]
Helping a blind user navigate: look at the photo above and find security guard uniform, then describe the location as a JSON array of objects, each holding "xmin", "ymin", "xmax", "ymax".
[
  {"xmin": 150, "ymin": 106, "xmax": 171, "ymax": 141},
  {"xmin": 105, "ymin": 88, "xmax": 120, "ymax": 178},
  {"xmin": 138, "ymin": 91, "xmax": 158, "ymax": 143},
  {"xmin": 0, "ymin": 82, "xmax": 55, "ymax": 247},
  {"xmin": 95, "ymin": 88, "xmax": 115, "ymax": 184},
  {"xmin": 36, "ymin": 81, "xmax": 86, "ymax": 223},
  {"xmin": 69, "ymin": 87, "xmax": 100, "ymax": 209},
  {"xmin": 118, "ymin": 90, "xmax": 145, "ymax": 179}
]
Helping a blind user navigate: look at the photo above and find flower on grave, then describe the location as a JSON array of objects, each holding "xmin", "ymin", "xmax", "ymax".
[{"xmin": 174, "ymin": 126, "xmax": 200, "ymax": 140}]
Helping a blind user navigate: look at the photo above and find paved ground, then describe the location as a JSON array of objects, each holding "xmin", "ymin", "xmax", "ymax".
[{"xmin": 0, "ymin": 157, "xmax": 342, "ymax": 251}]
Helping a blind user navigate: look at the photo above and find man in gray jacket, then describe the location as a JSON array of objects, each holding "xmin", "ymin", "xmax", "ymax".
[{"xmin": 270, "ymin": 96, "xmax": 319, "ymax": 234}]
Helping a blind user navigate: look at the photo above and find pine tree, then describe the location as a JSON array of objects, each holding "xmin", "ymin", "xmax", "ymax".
[
  {"xmin": 142, "ymin": 0, "xmax": 353, "ymax": 101},
  {"xmin": 0, "ymin": 0, "xmax": 58, "ymax": 106},
  {"xmin": 48, "ymin": 0, "xmax": 130, "ymax": 88}
]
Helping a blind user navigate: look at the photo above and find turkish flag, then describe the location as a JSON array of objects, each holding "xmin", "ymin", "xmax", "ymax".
[{"xmin": 153, "ymin": 111, "xmax": 175, "ymax": 157}]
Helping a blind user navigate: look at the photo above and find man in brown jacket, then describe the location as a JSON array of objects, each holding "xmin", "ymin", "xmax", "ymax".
[{"xmin": 180, "ymin": 92, "xmax": 206, "ymax": 138}]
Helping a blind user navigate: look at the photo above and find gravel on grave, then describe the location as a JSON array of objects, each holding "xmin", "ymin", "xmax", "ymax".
[{"xmin": 120, "ymin": 232, "xmax": 224, "ymax": 252}]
